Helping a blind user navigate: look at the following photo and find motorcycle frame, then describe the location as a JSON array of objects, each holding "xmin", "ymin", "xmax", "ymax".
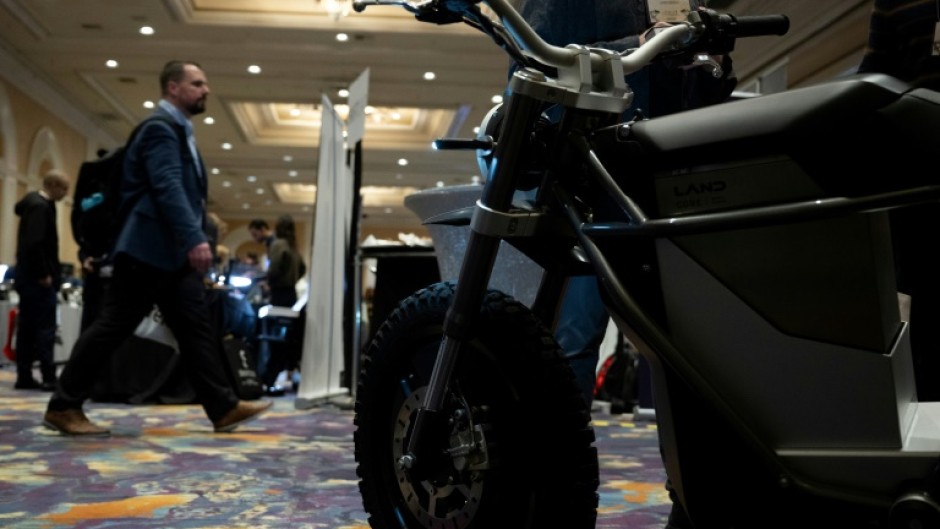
[{"xmin": 368, "ymin": 0, "xmax": 940, "ymax": 523}]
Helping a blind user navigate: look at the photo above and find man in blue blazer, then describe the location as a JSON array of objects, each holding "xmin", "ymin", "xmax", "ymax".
[{"xmin": 43, "ymin": 60, "xmax": 271, "ymax": 436}]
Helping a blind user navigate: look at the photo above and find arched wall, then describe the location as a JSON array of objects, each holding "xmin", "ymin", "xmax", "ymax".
[{"xmin": 0, "ymin": 84, "xmax": 18, "ymax": 264}]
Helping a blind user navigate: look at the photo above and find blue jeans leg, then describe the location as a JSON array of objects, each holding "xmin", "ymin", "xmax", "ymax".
[{"xmin": 554, "ymin": 276, "xmax": 609, "ymax": 406}]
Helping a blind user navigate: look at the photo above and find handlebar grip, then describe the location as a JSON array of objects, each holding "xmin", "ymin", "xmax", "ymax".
[{"xmin": 732, "ymin": 14, "xmax": 790, "ymax": 37}]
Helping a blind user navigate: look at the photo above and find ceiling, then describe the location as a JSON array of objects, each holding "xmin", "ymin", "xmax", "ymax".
[{"xmin": 0, "ymin": 0, "xmax": 872, "ymax": 237}]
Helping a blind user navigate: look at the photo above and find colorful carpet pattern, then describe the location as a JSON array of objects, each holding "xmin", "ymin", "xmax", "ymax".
[{"xmin": 0, "ymin": 367, "xmax": 671, "ymax": 528}]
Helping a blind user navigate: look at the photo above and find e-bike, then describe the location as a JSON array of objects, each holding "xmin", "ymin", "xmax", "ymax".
[{"xmin": 350, "ymin": 1, "xmax": 940, "ymax": 527}]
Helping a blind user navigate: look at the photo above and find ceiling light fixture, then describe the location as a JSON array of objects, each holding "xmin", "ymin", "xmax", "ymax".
[{"xmin": 320, "ymin": 0, "xmax": 351, "ymax": 21}]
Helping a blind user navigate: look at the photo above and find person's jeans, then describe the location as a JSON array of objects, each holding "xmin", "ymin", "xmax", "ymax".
[
  {"xmin": 554, "ymin": 275, "xmax": 609, "ymax": 405},
  {"xmin": 13, "ymin": 279, "xmax": 58, "ymax": 384}
]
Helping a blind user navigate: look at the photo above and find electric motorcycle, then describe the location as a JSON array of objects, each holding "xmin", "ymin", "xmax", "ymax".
[{"xmin": 350, "ymin": 0, "xmax": 940, "ymax": 527}]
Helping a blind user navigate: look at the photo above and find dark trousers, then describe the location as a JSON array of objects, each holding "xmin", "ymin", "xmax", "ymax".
[
  {"xmin": 258, "ymin": 286, "xmax": 299, "ymax": 388},
  {"xmin": 554, "ymin": 275, "xmax": 609, "ymax": 405},
  {"xmin": 47, "ymin": 254, "xmax": 238, "ymax": 422},
  {"xmin": 13, "ymin": 279, "xmax": 58, "ymax": 384},
  {"xmin": 892, "ymin": 204, "xmax": 940, "ymax": 401},
  {"xmin": 79, "ymin": 267, "xmax": 107, "ymax": 334}
]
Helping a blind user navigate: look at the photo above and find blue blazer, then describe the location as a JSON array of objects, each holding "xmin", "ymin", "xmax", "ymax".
[{"xmin": 113, "ymin": 107, "xmax": 208, "ymax": 272}]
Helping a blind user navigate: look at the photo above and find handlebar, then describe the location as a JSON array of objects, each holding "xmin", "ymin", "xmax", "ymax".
[
  {"xmin": 730, "ymin": 14, "xmax": 790, "ymax": 38},
  {"xmin": 352, "ymin": 0, "xmax": 789, "ymax": 91}
]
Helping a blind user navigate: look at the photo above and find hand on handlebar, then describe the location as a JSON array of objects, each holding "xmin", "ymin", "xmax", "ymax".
[
  {"xmin": 640, "ymin": 22, "xmax": 673, "ymax": 45},
  {"xmin": 640, "ymin": 17, "xmax": 725, "ymax": 77}
]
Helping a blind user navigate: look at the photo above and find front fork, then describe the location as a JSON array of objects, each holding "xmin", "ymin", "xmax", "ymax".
[{"xmin": 400, "ymin": 86, "xmax": 547, "ymax": 480}]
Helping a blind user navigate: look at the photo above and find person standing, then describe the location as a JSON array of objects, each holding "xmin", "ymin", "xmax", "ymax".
[
  {"xmin": 518, "ymin": 0, "xmax": 735, "ymax": 407},
  {"xmin": 43, "ymin": 60, "xmax": 271, "ymax": 436},
  {"xmin": 258, "ymin": 214, "xmax": 306, "ymax": 394},
  {"xmin": 516, "ymin": 2, "xmax": 736, "ymax": 527},
  {"xmin": 857, "ymin": 0, "xmax": 940, "ymax": 90},
  {"xmin": 247, "ymin": 219, "xmax": 275, "ymax": 260},
  {"xmin": 247, "ymin": 218, "xmax": 276, "ymax": 296},
  {"xmin": 857, "ymin": 0, "xmax": 940, "ymax": 400},
  {"xmin": 13, "ymin": 170, "xmax": 71, "ymax": 391},
  {"xmin": 71, "ymin": 149, "xmax": 114, "ymax": 335}
]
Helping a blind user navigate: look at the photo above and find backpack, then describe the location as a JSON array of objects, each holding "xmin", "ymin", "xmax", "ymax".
[{"xmin": 71, "ymin": 115, "xmax": 184, "ymax": 260}]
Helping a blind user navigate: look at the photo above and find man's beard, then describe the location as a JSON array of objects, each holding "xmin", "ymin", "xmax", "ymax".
[{"xmin": 188, "ymin": 98, "xmax": 207, "ymax": 116}]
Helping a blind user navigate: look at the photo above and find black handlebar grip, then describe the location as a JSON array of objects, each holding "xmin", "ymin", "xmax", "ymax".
[{"xmin": 733, "ymin": 14, "xmax": 790, "ymax": 37}]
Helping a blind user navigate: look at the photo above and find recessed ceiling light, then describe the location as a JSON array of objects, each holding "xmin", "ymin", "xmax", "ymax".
[
  {"xmin": 491, "ymin": 94, "xmax": 503, "ymax": 104},
  {"xmin": 423, "ymin": 71, "xmax": 436, "ymax": 81},
  {"xmin": 384, "ymin": 207, "xmax": 393, "ymax": 214},
  {"xmin": 246, "ymin": 175, "xmax": 257, "ymax": 182},
  {"xmin": 397, "ymin": 158, "xmax": 408, "ymax": 166},
  {"xmin": 139, "ymin": 26, "xmax": 154, "ymax": 36},
  {"xmin": 143, "ymin": 101, "xmax": 155, "ymax": 109},
  {"xmin": 289, "ymin": 170, "xmax": 298, "ymax": 177},
  {"xmin": 203, "ymin": 116, "xmax": 215, "ymax": 125},
  {"xmin": 222, "ymin": 181, "xmax": 232, "ymax": 187},
  {"xmin": 283, "ymin": 155, "xmax": 293, "ymax": 162},
  {"xmin": 338, "ymin": 88, "xmax": 349, "ymax": 98},
  {"xmin": 105, "ymin": 59, "xmax": 118, "ymax": 68},
  {"xmin": 436, "ymin": 181, "xmax": 445, "ymax": 187},
  {"xmin": 221, "ymin": 142, "xmax": 233, "ymax": 150},
  {"xmin": 242, "ymin": 203, "xmax": 250, "ymax": 209},
  {"xmin": 211, "ymin": 168, "xmax": 220, "ymax": 175},
  {"xmin": 247, "ymin": 65, "xmax": 262, "ymax": 74},
  {"xmin": 336, "ymin": 33, "xmax": 349, "ymax": 42},
  {"xmin": 256, "ymin": 188, "xmax": 264, "ymax": 194}
]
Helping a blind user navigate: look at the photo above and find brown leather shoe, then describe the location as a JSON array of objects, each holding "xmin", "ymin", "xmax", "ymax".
[
  {"xmin": 43, "ymin": 409, "xmax": 111, "ymax": 437},
  {"xmin": 213, "ymin": 400, "xmax": 273, "ymax": 433}
]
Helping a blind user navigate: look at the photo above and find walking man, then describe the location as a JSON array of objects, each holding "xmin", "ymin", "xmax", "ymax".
[{"xmin": 43, "ymin": 60, "xmax": 271, "ymax": 436}]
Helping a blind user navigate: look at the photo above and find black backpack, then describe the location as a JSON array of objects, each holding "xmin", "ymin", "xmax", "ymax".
[{"xmin": 71, "ymin": 115, "xmax": 184, "ymax": 260}]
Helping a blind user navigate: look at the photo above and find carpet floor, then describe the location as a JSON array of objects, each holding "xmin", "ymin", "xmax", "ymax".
[{"xmin": 0, "ymin": 365, "xmax": 671, "ymax": 528}]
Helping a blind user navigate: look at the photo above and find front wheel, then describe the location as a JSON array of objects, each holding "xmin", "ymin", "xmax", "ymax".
[{"xmin": 354, "ymin": 281, "xmax": 599, "ymax": 529}]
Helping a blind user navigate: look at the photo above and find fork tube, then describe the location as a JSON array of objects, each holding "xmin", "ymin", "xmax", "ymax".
[
  {"xmin": 423, "ymin": 88, "xmax": 545, "ymax": 411},
  {"xmin": 402, "ymin": 88, "xmax": 547, "ymax": 468}
]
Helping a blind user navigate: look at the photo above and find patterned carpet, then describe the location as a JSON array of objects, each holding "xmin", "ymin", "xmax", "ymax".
[{"xmin": 0, "ymin": 366, "xmax": 671, "ymax": 528}]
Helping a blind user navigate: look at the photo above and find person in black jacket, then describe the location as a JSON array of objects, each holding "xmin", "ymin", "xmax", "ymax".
[
  {"xmin": 258, "ymin": 214, "xmax": 306, "ymax": 395},
  {"xmin": 13, "ymin": 170, "xmax": 70, "ymax": 391}
]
